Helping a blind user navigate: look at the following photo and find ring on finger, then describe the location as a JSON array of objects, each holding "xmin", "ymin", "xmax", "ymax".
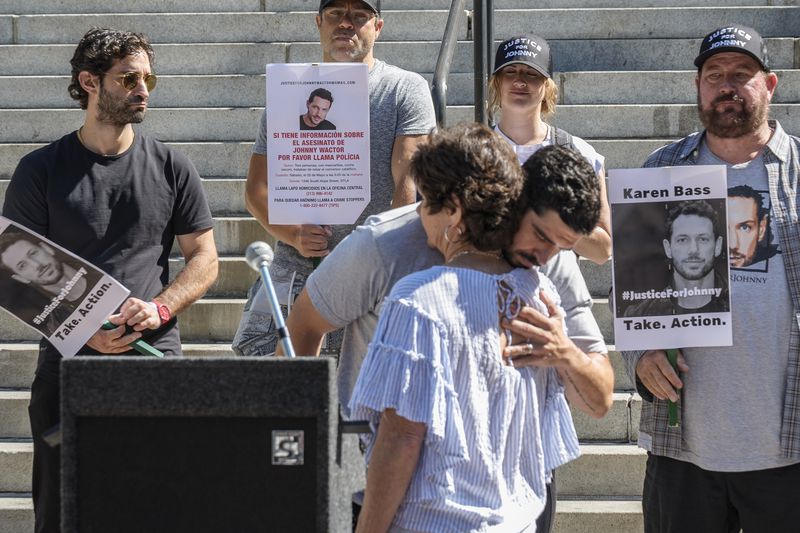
[{"xmin": 525, "ymin": 343, "xmax": 534, "ymax": 353}]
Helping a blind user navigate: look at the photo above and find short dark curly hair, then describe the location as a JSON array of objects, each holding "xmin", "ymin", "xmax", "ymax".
[
  {"xmin": 520, "ymin": 145, "xmax": 601, "ymax": 235},
  {"xmin": 68, "ymin": 27, "xmax": 155, "ymax": 110},
  {"xmin": 410, "ymin": 122, "xmax": 524, "ymax": 251}
]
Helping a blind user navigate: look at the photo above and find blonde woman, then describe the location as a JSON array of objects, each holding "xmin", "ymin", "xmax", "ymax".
[{"xmin": 489, "ymin": 35, "xmax": 611, "ymax": 265}]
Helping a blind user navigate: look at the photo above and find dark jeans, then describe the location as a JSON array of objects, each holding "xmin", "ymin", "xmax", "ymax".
[
  {"xmin": 29, "ymin": 375, "xmax": 61, "ymax": 533},
  {"xmin": 643, "ymin": 453, "xmax": 800, "ymax": 533}
]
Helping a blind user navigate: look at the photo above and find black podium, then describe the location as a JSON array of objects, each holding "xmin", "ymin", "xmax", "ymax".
[{"xmin": 60, "ymin": 357, "xmax": 364, "ymax": 533}]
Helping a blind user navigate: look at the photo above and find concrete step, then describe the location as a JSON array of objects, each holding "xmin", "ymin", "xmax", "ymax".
[
  {"xmin": 0, "ymin": 391, "xmax": 29, "ymax": 439},
  {"xmin": 571, "ymin": 392, "xmax": 639, "ymax": 442},
  {"xmin": 3, "ymin": 104, "xmax": 800, "ymax": 143},
  {"xmin": 492, "ymin": 7, "xmax": 798, "ymax": 40},
  {"xmin": 0, "ymin": 494, "xmax": 644, "ymax": 533},
  {"xmin": 1, "ymin": 38, "xmax": 797, "ymax": 77},
  {"xmin": 0, "ymin": 139, "xmax": 679, "ymax": 180},
  {"xmin": 0, "ymin": 142, "xmax": 251, "ymax": 179},
  {"xmin": 0, "ymin": 11, "xmax": 453, "ymax": 45},
  {"xmin": 0, "ymin": 177, "xmax": 247, "ymax": 217},
  {"xmin": 0, "ymin": 346, "xmax": 633, "ymax": 393},
  {"xmin": 0, "ymin": 342, "xmax": 237, "ymax": 389},
  {"xmin": 0, "ymin": 387, "xmax": 641, "ymax": 440},
  {"xmin": 609, "ymin": 349, "xmax": 634, "ymax": 392},
  {"xmin": 553, "ymin": 499, "xmax": 643, "ymax": 533},
  {"xmin": 2, "ymin": 7, "xmax": 797, "ymax": 45},
  {"xmin": 0, "ymin": 442, "xmax": 30, "ymax": 493},
  {"xmin": 1, "ymin": 0, "xmax": 788, "ymax": 14},
  {"xmin": 4, "ymin": 69, "xmax": 799, "ymax": 109},
  {"xmin": 0, "ymin": 440, "xmax": 646, "ymax": 495},
  {"xmin": 0, "ymin": 0, "xmax": 262, "ymax": 14},
  {"xmin": 0, "ymin": 495, "xmax": 32, "ymax": 533},
  {"xmin": 560, "ymin": 443, "xmax": 646, "ymax": 498}
]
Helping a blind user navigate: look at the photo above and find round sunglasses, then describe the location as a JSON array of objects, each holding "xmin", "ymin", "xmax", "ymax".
[{"xmin": 108, "ymin": 71, "xmax": 158, "ymax": 92}]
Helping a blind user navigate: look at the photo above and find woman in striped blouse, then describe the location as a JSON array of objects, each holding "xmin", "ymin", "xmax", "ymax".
[{"xmin": 349, "ymin": 123, "xmax": 581, "ymax": 532}]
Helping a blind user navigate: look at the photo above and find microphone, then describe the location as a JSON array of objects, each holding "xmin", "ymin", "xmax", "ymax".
[
  {"xmin": 245, "ymin": 241, "xmax": 296, "ymax": 358},
  {"xmin": 245, "ymin": 240, "xmax": 274, "ymax": 271}
]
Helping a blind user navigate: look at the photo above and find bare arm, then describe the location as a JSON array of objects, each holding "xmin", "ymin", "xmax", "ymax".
[
  {"xmin": 389, "ymin": 134, "xmax": 428, "ymax": 209},
  {"xmin": 86, "ymin": 228, "xmax": 218, "ymax": 352},
  {"xmin": 572, "ymin": 167, "xmax": 612, "ymax": 265},
  {"xmin": 276, "ymin": 288, "xmax": 337, "ymax": 357},
  {"xmin": 502, "ymin": 290, "xmax": 614, "ymax": 418},
  {"xmin": 356, "ymin": 409, "xmax": 426, "ymax": 533},
  {"xmin": 244, "ymin": 153, "xmax": 332, "ymax": 257}
]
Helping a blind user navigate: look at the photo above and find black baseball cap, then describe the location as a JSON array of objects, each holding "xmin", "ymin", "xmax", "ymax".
[
  {"xmin": 319, "ymin": 0, "xmax": 380, "ymax": 14},
  {"xmin": 493, "ymin": 35, "xmax": 552, "ymax": 79},
  {"xmin": 694, "ymin": 25, "xmax": 769, "ymax": 71}
]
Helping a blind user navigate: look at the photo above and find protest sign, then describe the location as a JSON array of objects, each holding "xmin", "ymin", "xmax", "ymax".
[
  {"xmin": 609, "ymin": 165, "xmax": 732, "ymax": 350},
  {"xmin": 0, "ymin": 217, "xmax": 129, "ymax": 356},
  {"xmin": 266, "ymin": 63, "xmax": 370, "ymax": 225}
]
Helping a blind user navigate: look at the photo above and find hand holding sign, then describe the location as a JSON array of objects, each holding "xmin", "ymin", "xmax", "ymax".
[{"xmin": 294, "ymin": 224, "xmax": 332, "ymax": 258}]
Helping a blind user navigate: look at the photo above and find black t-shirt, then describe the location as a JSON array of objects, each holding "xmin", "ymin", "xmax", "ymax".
[{"xmin": 2, "ymin": 131, "xmax": 214, "ymax": 380}]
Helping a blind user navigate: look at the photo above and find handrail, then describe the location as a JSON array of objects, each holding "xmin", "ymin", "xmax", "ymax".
[
  {"xmin": 431, "ymin": 0, "xmax": 467, "ymax": 127},
  {"xmin": 472, "ymin": 0, "xmax": 493, "ymax": 125}
]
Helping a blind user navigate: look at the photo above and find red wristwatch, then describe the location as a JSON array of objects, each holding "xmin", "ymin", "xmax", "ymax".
[{"xmin": 152, "ymin": 299, "xmax": 172, "ymax": 325}]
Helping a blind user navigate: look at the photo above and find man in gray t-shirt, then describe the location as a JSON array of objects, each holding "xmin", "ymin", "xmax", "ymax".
[{"xmin": 233, "ymin": 0, "xmax": 435, "ymax": 356}]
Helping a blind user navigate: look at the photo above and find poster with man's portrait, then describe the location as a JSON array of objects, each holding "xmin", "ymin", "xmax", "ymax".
[
  {"xmin": 0, "ymin": 217, "xmax": 129, "ymax": 356},
  {"xmin": 266, "ymin": 62, "xmax": 370, "ymax": 225},
  {"xmin": 609, "ymin": 166, "xmax": 732, "ymax": 350}
]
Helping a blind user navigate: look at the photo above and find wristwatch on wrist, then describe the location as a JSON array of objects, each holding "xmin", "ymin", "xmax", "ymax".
[{"xmin": 152, "ymin": 299, "xmax": 172, "ymax": 325}]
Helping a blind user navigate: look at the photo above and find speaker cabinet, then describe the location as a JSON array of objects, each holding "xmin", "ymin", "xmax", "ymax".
[{"xmin": 61, "ymin": 357, "xmax": 363, "ymax": 533}]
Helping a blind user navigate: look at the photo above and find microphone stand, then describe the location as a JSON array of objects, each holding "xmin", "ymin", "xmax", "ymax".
[{"xmin": 254, "ymin": 259, "xmax": 296, "ymax": 358}]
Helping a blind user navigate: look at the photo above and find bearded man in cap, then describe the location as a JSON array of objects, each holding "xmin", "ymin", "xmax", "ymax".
[
  {"xmin": 621, "ymin": 25, "xmax": 800, "ymax": 532},
  {"xmin": 233, "ymin": 0, "xmax": 436, "ymax": 357}
]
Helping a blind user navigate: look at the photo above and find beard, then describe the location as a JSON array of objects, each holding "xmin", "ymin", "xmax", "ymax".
[
  {"xmin": 697, "ymin": 92, "xmax": 768, "ymax": 138},
  {"xmin": 673, "ymin": 254, "xmax": 715, "ymax": 281},
  {"xmin": 97, "ymin": 84, "xmax": 146, "ymax": 126}
]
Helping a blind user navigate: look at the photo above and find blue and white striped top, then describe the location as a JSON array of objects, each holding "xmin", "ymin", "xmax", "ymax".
[{"xmin": 349, "ymin": 266, "xmax": 581, "ymax": 532}]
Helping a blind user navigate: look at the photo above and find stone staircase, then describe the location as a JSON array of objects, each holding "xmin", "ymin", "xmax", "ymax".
[{"xmin": 0, "ymin": 1, "xmax": 797, "ymax": 531}]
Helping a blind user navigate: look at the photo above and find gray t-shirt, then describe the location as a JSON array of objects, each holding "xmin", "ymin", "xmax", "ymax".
[
  {"xmin": 305, "ymin": 204, "xmax": 608, "ymax": 417},
  {"xmin": 667, "ymin": 143, "xmax": 796, "ymax": 472},
  {"xmin": 253, "ymin": 59, "xmax": 436, "ymax": 288}
]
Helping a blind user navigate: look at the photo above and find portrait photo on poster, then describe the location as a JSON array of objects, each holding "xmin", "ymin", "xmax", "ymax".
[
  {"xmin": 727, "ymin": 184, "xmax": 779, "ymax": 273},
  {"xmin": 0, "ymin": 218, "xmax": 129, "ymax": 355},
  {"xmin": 299, "ymin": 87, "xmax": 337, "ymax": 131},
  {"xmin": 613, "ymin": 198, "xmax": 730, "ymax": 319}
]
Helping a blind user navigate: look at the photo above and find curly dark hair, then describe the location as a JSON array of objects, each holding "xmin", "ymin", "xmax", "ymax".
[
  {"xmin": 664, "ymin": 199, "xmax": 720, "ymax": 241},
  {"xmin": 410, "ymin": 122, "xmax": 524, "ymax": 251},
  {"xmin": 68, "ymin": 27, "xmax": 155, "ymax": 109},
  {"xmin": 520, "ymin": 145, "xmax": 601, "ymax": 235}
]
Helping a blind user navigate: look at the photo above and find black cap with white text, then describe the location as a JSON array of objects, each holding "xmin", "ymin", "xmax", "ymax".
[
  {"xmin": 695, "ymin": 25, "xmax": 769, "ymax": 71},
  {"xmin": 493, "ymin": 35, "xmax": 552, "ymax": 79}
]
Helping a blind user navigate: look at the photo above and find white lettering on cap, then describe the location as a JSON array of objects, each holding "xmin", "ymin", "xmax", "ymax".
[
  {"xmin": 708, "ymin": 27, "xmax": 752, "ymax": 43},
  {"xmin": 708, "ymin": 39, "xmax": 746, "ymax": 51}
]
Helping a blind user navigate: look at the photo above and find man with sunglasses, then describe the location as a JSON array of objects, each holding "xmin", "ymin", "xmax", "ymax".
[
  {"xmin": 233, "ymin": 0, "xmax": 436, "ymax": 357},
  {"xmin": 3, "ymin": 28, "xmax": 218, "ymax": 532}
]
